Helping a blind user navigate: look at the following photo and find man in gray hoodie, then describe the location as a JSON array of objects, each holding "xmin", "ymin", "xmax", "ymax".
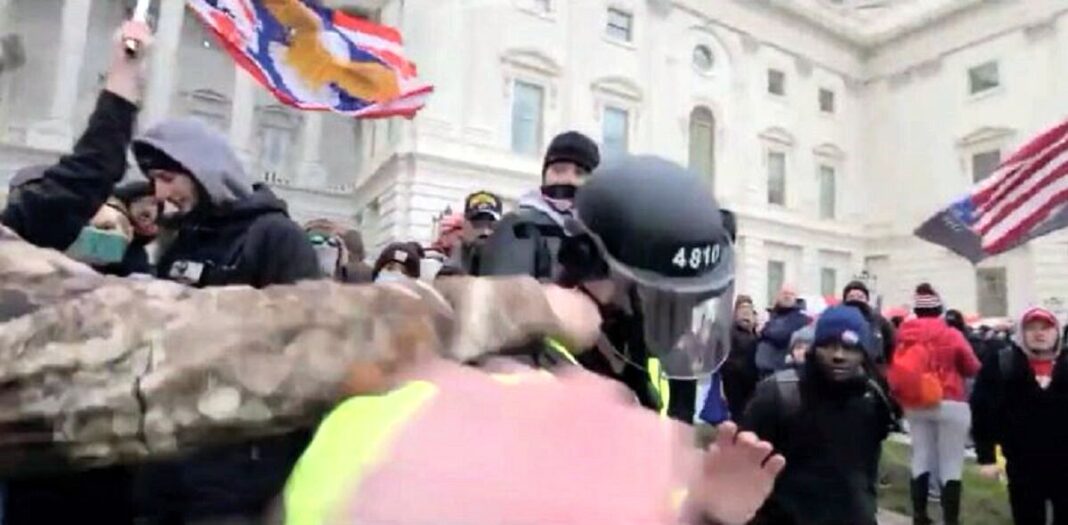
[
  {"xmin": 478, "ymin": 131, "xmax": 600, "ymax": 280},
  {"xmin": 133, "ymin": 118, "xmax": 321, "ymax": 289},
  {"xmin": 130, "ymin": 118, "xmax": 321, "ymax": 523}
]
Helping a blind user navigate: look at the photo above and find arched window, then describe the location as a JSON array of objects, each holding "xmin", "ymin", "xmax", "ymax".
[{"xmin": 688, "ymin": 107, "xmax": 715, "ymax": 185}]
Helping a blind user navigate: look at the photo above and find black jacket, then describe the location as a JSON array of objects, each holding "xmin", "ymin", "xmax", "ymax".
[
  {"xmin": 478, "ymin": 192, "xmax": 569, "ymax": 280},
  {"xmin": 743, "ymin": 361, "xmax": 893, "ymax": 525},
  {"xmin": 2, "ymin": 91, "xmax": 137, "ymax": 252},
  {"xmin": 0, "ymin": 91, "xmax": 142, "ymax": 525},
  {"xmin": 971, "ymin": 345, "xmax": 1068, "ymax": 469},
  {"xmin": 844, "ymin": 302, "xmax": 896, "ymax": 364},
  {"xmin": 156, "ymin": 184, "xmax": 320, "ymax": 288},
  {"xmin": 722, "ymin": 323, "xmax": 760, "ymax": 418},
  {"xmin": 577, "ymin": 309, "xmax": 662, "ymax": 412}
]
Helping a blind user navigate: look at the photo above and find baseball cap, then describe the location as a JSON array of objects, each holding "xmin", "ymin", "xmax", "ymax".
[
  {"xmin": 464, "ymin": 191, "xmax": 503, "ymax": 221},
  {"xmin": 1022, "ymin": 307, "xmax": 1058, "ymax": 328}
]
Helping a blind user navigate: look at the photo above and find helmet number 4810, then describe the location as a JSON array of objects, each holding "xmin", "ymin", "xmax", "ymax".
[{"xmin": 672, "ymin": 244, "xmax": 721, "ymax": 271}]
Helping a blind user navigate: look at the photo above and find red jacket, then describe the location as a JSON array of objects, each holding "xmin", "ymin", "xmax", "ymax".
[{"xmin": 895, "ymin": 318, "xmax": 982, "ymax": 402}]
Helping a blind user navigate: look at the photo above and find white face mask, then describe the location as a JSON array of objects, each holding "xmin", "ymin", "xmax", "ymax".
[{"xmin": 375, "ymin": 270, "xmax": 409, "ymax": 284}]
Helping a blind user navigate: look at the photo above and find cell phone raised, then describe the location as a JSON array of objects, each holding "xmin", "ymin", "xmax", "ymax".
[{"xmin": 66, "ymin": 227, "xmax": 129, "ymax": 266}]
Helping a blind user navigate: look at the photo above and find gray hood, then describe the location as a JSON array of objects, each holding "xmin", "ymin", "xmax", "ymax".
[
  {"xmin": 517, "ymin": 189, "xmax": 571, "ymax": 228},
  {"xmin": 1013, "ymin": 307, "xmax": 1062, "ymax": 354},
  {"xmin": 133, "ymin": 118, "xmax": 253, "ymax": 207}
]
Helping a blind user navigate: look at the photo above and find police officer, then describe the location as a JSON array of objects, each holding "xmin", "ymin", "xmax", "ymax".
[{"xmin": 557, "ymin": 156, "xmax": 735, "ymax": 418}]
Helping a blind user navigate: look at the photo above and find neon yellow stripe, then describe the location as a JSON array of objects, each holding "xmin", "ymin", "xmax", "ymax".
[
  {"xmin": 648, "ymin": 358, "xmax": 670, "ymax": 416},
  {"xmin": 544, "ymin": 337, "xmax": 580, "ymax": 365},
  {"xmin": 284, "ymin": 381, "xmax": 438, "ymax": 525}
]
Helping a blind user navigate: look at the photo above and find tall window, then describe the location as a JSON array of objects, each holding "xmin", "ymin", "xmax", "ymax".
[
  {"xmin": 767, "ymin": 260, "xmax": 786, "ymax": 308},
  {"xmin": 261, "ymin": 126, "xmax": 295, "ymax": 172},
  {"xmin": 768, "ymin": 69, "xmax": 786, "ymax": 96},
  {"xmin": 767, "ymin": 151, "xmax": 786, "ymax": 205},
  {"xmin": 688, "ymin": 107, "xmax": 715, "ymax": 184},
  {"xmin": 968, "ymin": 61, "xmax": 1000, "ymax": 95},
  {"xmin": 972, "ymin": 150, "xmax": 1001, "ymax": 182},
  {"xmin": 819, "ymin": 88, "xmax": 836, "ymax": 113},
  {"xmin": 602, "ymin": 106, "xmax": 629, "ymax": 159},
  {"xmin": 606, "ymin": 8, "xmax": 633, "ymax": 42},
  {"xmin": 819, "ymin": 165, "xmax": 837, "ymax": 219},
  {"xmin": 977, "ymin": 267, "xmax": 1008, "ymax": 317},
  {"xmin": 821, "ymin": 268, "xmax": 837, "ymax": 297},
  {"xmin": 511, "ymin": 80, "xmax": 544, "ymax": 156}
]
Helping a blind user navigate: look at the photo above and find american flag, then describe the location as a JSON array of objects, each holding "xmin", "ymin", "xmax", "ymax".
[
  {"xmin": 187, "ymin": 0, "xmax": 433, "ymax": 119},
  {"xmin": 916, "ymin": 118, "xmax": 1068, "ymax": 263}
]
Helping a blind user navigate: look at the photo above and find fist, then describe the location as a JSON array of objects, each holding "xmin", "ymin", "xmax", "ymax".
[
  {"xmin": 113, "ymin": 20, "xmax": 154, "ymax": 62},
  {"xmin": 90, "ymin": 200, "xmax": 134, "ymax": 242},
  {"xmin": 543, "ymin": 285, "xmax": 602, "ymax": 350}
]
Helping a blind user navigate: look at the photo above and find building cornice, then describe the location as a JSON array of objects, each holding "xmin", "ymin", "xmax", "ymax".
[{"xmin": 736, "ymin": 0, "xmax": 988, "ymax": 48}]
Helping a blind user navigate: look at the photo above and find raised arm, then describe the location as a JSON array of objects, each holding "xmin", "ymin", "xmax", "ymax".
[{"xmin": 0, "ymin": 22, "xmax": 150, "ymax": 250}]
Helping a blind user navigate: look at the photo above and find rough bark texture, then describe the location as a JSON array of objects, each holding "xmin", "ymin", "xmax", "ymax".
[{"xmin": 0, "ymin": 226, "xmax": 562, "ymax": 475}]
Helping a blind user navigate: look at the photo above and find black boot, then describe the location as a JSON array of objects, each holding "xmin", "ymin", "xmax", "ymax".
[
  {"xmin": 942, "ymin": 480, "xmax": 962, "ymax": 525},
  {"xmin": 910, "ymin": 473, "xmax": 933, "ymax": 525}
]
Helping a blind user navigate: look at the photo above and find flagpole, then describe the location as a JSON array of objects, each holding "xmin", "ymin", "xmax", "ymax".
[{"xmin": 124, "ymin": 0, "xmax": 152, "ymax": 57}]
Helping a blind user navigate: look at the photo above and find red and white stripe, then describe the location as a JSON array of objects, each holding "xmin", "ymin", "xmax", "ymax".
[{"xmin": 970, "ymin": 118, "xmax": 1068, "ymax": 252}]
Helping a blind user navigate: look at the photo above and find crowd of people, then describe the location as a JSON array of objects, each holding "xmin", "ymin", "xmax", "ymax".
[{"xmin": 2, "ymin": 18, "xmax": 1067, "ymax": 525}]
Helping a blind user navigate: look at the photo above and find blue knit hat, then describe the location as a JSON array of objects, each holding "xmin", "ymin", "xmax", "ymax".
[{"xmin": 814, "ymin": 305, "xmax": 872, "ymax": 353}]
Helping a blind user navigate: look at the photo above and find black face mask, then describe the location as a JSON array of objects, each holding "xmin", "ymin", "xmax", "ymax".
[
  {"xmin": 845, "ymin": 299, "xmax": 872, "ymax": 318},
  {"xmin": 541, "ymin": 184, "xmax": 578, "ymax": 201}
]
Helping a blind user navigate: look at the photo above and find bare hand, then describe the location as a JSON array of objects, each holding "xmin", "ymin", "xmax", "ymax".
[
  {"xmin": 543, "ymin": 285, "xmax": 602, "ymax": 350},
  {"xmin": 978, "ymin": 463, "xmax": 1003, "ymax": 481},
  {"xmin": 90, "ymin": 201, "xmax": 134, "ymax": 242},
  {"xmin": 689, "ymin": 422, "xmax": 785, "ymax": 525},
  {"xmin": 106, "ymin": 20, "xmax": 154, "ymax": 104}
]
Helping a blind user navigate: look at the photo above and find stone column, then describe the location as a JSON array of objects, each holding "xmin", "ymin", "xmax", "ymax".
[
  {"xmin": 0, "ymin": 0, "xmax": 12, "ymax": 36},
  {"xmin": 142, "ymin": 0, "xmax": 187, "ymax": 125},
  {"xmin": 229, "ymin": 66, "xmax": 256, "ymax": 167},
  {"xmin": 26, "ymin": 0, "xmax": 92, "ymax": 150},
  {"xmin": 0, "ymin": 0, "xmax": 15, "ymax": 134},
  {"xmin": 297, "ymin": 112, "xmax": 327, "ymax": 187}
]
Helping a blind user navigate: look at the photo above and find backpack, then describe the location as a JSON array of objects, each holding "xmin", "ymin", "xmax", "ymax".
[
  {"xmin": 887, "ymin": 339, "xmax": 943, "ymax": 409},
  {"xmin": 773, "ymin": 369, "xmax": 897, "ymax": 434}
]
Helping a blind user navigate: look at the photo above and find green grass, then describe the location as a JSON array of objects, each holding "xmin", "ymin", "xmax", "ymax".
[
  {"xmin": 694, "ymin": 426, "xmax": 1012, "ymax": 524},
  {"xmin": 878, "ymin": 440, "xmax": 1011, "ymax": 525}
]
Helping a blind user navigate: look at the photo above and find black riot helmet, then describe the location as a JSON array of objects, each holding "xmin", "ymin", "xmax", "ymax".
[{"xmin": 561, "ymin": 155, "xmax": 736, "ymax": 379}]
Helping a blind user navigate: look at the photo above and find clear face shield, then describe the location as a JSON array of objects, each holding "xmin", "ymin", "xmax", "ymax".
[{"xmin": 634, "ymin": 283, "xmax": 734, "ymax": 379}]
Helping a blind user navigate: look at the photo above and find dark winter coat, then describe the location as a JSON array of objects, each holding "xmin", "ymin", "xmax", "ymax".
[
  {"xmin": 0, "ymin": 91, "xmax": 141, "ymax": 525},
  {"xmin": 743, "ymin": 360, "xmax": 894, "ymax": 525},
  {"xmin": 722, "ymin": 322, "xmax": 760, "ymax": 418},
  {"xmin": 755, "ymin": 305, "xmax": 811, "ymax": 375},
  {"xmin": 478, "ymin": 191, "xmax": 569, "ymax": 280},
  {"xmin": 971, "ymin": 345, "xmax": 1068, "ymax": 470},
  {"xmin": 129, "ymin": 119, "xmax": 320, "ymax": 522},
  {"xmin": 840, "ymin": 301, "xmax": 896, "ymax": 364},
  {"xmin": 154, "ymin": 184, "xmax": 320, "ymax": 287}
]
